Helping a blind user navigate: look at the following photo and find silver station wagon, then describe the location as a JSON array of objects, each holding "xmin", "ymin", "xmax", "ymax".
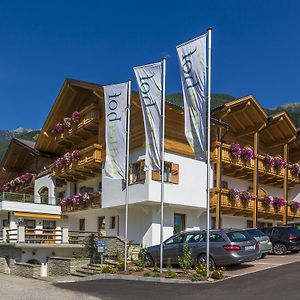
[{"xmin": 144, "ymin": 229, "xmax": 261, "ymax": 268}]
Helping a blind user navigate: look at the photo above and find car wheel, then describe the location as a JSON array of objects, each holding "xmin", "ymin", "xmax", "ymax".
[
  {"xmin": 197, "ymin": 254, "xmax": 216, "ymax": 270},
  {"xmin": 273, "ymin": 243, "xmax": 287, "ymax": 255},
  {"xmin": 145, "ymin": 253, "xmax": 154, "ymax": 267}
]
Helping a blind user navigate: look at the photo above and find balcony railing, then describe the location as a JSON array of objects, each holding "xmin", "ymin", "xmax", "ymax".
[
  {"xmin": 211, "ymin": 141, "xmax": 300, "ymax": 187},
  {"xmin": 55, "ymin": 103, "xmax": 99, "ymax": 145},
  {"xmin": 0, "ymin": 192, "xmax": 59, "ymax": 206},
  {"xmin": 210, "ymin": 188, "xmax": 300, "ymax": 220},
  {"xmin": 61, "ymin": 193, "xmax": 101, "ymax": 213},
  {"xmin": 50, "ymin": 144, "xmax": 102, "ymax": 181}
]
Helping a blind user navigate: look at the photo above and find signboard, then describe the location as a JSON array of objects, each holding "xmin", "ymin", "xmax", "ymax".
[{"xmin": 97, "ymin": 239, "xmax": 106, "ymax": 254}]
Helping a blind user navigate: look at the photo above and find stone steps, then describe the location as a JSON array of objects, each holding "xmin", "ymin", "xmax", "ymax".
[{"xmin": 70, "ymin": 271, "xmax": 87, "ymax": 278}]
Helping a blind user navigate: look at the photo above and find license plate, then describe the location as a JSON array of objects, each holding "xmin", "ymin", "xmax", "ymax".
[{"xmin": 245, "ymin": 245, "xmax": 255, "ymax": 251}]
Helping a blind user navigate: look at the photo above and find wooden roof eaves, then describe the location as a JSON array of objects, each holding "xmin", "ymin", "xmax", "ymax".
[
  {"xmin": 212, "ymin": 95, "xmax": 268, "ymax": 121},
  {"xmin": 35, "ymin": 78, "xmax": 104, "ymax": 151},
  {"xmin": 268, "ymin": 111, "xmax": 297, "ymax": 134}
]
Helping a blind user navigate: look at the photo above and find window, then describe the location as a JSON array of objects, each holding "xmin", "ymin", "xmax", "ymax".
[
  {"xmin": 98, "ymin": 216, "xmax": 105, "ymax": 232},
  {"xmin": 174, "ymin": 213, "xmax": 186, "ymax": 233},
  {"xmin": 152, "ymin": 161, "xmax": 179, "ymax": 184},
  {"xmin": 184, "ymin": 233, "xmax": 204, "ymax": 243},
  {"xmin": 43, "ymin": 221, "xmax": 56, "ymax": 230},
  {"xmin": 24, "ymin": 219, "xmax": 36, "ymax": 229},
  {"xmin": 129, "ymin": 161, "xmax": 146, "ymax": 184},
  {"xmin": 110, "ymin": 216, "xmax": 116, "ymax": 229},
  {"xmin": 226, "ymin": 231, "xmax": 251, "ymax": 242},
  {"xmin": 209, "ymin": 233, "xmax": 225, "ymax": 242},
  {"xmin": 211, "ymin": 217, "xmax": 216, "ymax": 230},
  {"xmin": 2, "ymin": 220, "xmax": 8, "ymax": 228},
  {"xmin": 79, "ymin": 219, "xmax": 85, "ymax": 232},
  {"xmin": 164, "ymin": 234, "xmax": 183, "ymax": 245}
]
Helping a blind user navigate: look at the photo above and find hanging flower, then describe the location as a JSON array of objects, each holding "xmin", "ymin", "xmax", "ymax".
[
  {"xmin": 82, "ymin": 192, "xmax": 91, "ymax": 201},
  {"xmin": 71, "ymin": 195, "xmax": 81, "ymax": 206},
  {"xmin": 71, "ymin": 150, "xmax": 80, "ymax": 161},
  {"xmin": 240, "ymin": 191, "xmax": 253, "ymax": 205},
  {"xmin": 291, "ymin": 163, "xmax": 300, "ymax": 176},
  {"xmin": 241, "ymin": 147, "xmax": 255, "ymax": 161},
  {"xmin": 264, "ymin": 154, "xmax": 274, "ymax": 167},
  {"xmin": 63, "ymin": 117, "xmax": 72, "ymax": 128},
  {"xmin": 229, "ymin": 188, "xmax": 240, "ymax": 201},
  {"xmin": 290, "ymin": 201, "xmax": 300, "ymax": 213},
  {"xmin": 52, "ymin": 122, "xmax": 63, "ymax": 134},
  {"xmin": 230, "ymin": 143, "xmax": 242, "ymax": 157},
  {"xmin": 55, "ymin": 157, "xmax": 64, "ymax": 169},
  {"xmin": 273, "ymin": 157, "xmax": 287, "ymax": 171},
  {"xmin": 72, "ymin": 111, "xmax": 80, "ymax": 124},
  {"xmin": 273, "ymin": 197, "xmax": 285, "ymax": 208},
  {"xmin": 262, "ymin": 195, "xmax": 274, "ymax": 207},
  {"xmin": 63, "ymin": 152, "xmax": 72, "ymax": 165},
  {"xmin": 60, "ymin": 197, "xmax": 68, "ymax": 207}
]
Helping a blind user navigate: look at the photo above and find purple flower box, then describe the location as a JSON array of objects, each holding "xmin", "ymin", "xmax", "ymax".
[
  {"xmin": 264, "ymin": 155, "xmax": 274, "ymax": 167},
  {"xmin": 291, "ymin": 163, "xmax": 300, "ymax": 176},
  {"xmin": 72, "ymin": 111, "xmax": 80, "ymax": 124},
  {"xmin": 230, "ymin": 143, "xmax": 242, "ymax": 158},
  {"xmin": 229, "ymin": 188, "xmax": 240, "ymax": 201},
  {"xmin": 273, "ymin": 197, "xmax": 285, "ymax": 208},
  {"xmin": 273, "ymin": 157, "xmax": 287, "ymax": 171},
  {"xmin": 241, "ymin": 147, "xmax": 255, "ymax": 161}
]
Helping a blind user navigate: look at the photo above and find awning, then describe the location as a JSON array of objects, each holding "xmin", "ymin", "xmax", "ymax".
[{"xmin": 13, "ymin": 212, "xmax": 66, "ymax": 220}]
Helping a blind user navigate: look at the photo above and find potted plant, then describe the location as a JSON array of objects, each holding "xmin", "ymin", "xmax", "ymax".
[
  {"xmin": 240, "ymin": 191, "xmax": 253, "ymax": 207},
  {"xmin": 229, "ymin": 188, "xmax": 240, "ymax": 202}
]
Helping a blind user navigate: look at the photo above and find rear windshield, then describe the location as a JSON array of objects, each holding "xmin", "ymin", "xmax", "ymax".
[
  {"xmin": 246, "ymin": 229, "xmax": 266, "ymax": 237},
  {"xmin": 226, "ymin": 231, "xmax": 252, "ymax": 242},
  {"xmin": 288, "ymin": 228, "xmax": 300, "ymax": 236}
]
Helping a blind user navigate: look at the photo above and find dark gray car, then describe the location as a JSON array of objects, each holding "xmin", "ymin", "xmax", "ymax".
[{"xmin": 143, "ymin": 229, "xmax": 260, "ymax": 268}]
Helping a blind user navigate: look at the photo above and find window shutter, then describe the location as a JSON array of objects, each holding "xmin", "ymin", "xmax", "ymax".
[
  {"xmin": 152, "ymin": 170, "xmax": 160, "ymax": 181},
  {"xmin": 171, "ymin": 163, "xmax": 179, "ymax": 184},
  {"xmin": 140, "ymin": 160, "xmax": 146, "ymax": 181}
]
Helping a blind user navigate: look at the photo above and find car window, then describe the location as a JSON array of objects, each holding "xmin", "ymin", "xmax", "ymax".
[
  {"xmin": 273, "ymin": 228, "xmax": 280, "ymax": 235},
  {"xmin": 164, "ymin": 234, "xmax": 183, "ymax": 245},
  {"xmin": 288, "ymin": 228, "xmax": 300, "ymax": 236},
  {"xmin": 226, "ymin": 231, "xmax": 252, "ymax": 242},
  {"xmin": 246, "ymin": 229, "xmax": 266, "ymax": 237},
  {"xmin": 184, "ymin": 233, "xmax": 204, "ymax": 243},
  {"xmin": 209, "ymin": 233, "xmax": 225, "ymax": 242}
]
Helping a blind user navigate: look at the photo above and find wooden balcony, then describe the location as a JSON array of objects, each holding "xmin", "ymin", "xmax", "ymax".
[
  {"xmin": 50, "ymin": 144, "xmax": 102, "ymax": 181},
  {"xmin": 210, "ymin": 188, "xmax": 300, "ymax": 221},
  {"xmin": 55, "ymin": 103, "xmax": 99, "ymax": 146},
  {"xmin": 61, "ymin": 193, "xmax": 101, "ymax": 213},
  {"xmin": 211, "ymin": 141, "xmax": 300, "ymax": 188}
]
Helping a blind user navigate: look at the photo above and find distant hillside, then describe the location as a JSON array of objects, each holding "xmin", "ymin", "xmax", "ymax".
[{"xmin": 0, "ymin": 129, "xmax": 40, "ymax": 162}]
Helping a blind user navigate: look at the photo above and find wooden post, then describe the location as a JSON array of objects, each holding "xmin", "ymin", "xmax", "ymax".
[
  {"xmin": 253, "ymin": 132, "xmax": 259, "ymax": 228},
  {"xmin": 216, "ymin": 128, "xmax": 222, "ymax": 229},
  {"xmin": 283, "ymin": 143, "xmax": 289, "ymax": 225}
]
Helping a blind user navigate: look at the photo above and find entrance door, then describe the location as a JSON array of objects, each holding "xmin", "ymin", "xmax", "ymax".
[{"xmin": 174, "ymin": 213, "xmax": 186, "ymax": 234}]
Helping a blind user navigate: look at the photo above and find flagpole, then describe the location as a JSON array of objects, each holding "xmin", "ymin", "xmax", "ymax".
[
  {"xmin": 160, "ymin": 57, "xmax": 166, "ymax": 274},
  {"xmin": 124, "ymin": 79, "xmax": 131, "ymax": 272},
  {"xmin": 206, "ymin": 27, "xmax": 212, "ymax": 277}
]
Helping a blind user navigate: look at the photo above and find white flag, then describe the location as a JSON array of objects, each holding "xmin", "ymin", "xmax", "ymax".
[
  {"xmin": 104, "ymin": 82, "xmax": 128, "ymax": 179},
  {"xmin": 134, "ymin": 62, "xmax": 163, "ymax": 171},
  {"xmin": 176, "ymin": 35, "xmax": 207, "ymax": 160}
]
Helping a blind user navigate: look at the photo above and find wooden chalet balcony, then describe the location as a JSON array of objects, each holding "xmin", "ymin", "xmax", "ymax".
[
  {"xmin": 211, "ymin": 141, "xmax": 300, "ymax": 187},
  {"xmin": 50, "ymin": 144, "xmax": 102, "ymax": 181},
  {"xmin": 55, "ymin": 103, "xmax": 99, "ymax": 146},
  {"xmin": 210, "ymin": 188, "xmax": 300, "ymax": 220},
  {"xmin": 61, "ymin": 193, "xmax": 101, "ymax": 213}
]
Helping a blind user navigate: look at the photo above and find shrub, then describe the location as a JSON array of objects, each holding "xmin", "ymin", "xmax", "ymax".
[
  {"xmin": 178, "ymin": 242, "xmax": 192, "ymax": 271},
  {"xmin": 210, "ymin": 267, "xmax": 225, "ymax": 280},
  {"xmin": 195, "ymin": 263, "xmax": 207, "ymax": 276},
  {"xmin": 166, "ymin": 270, "xmax": 178, "ymax": 278},
  {"xmin": 101, "ymin": 264, "xmax": 115, "ymax": 274},
  {"xmin": 192, "ymin": 273, "xmax": 204, "ymax": 281},
  {"xmin": 136, "ymin": 248, "xmax": 147, "ymax": 270},
  {"xmin": 81, "ymin": 234, "xmax": 97, "ymax": 263},
  {"xmin": 153, "ymin": 263, "xmax": 159, "ymax": 273},
  {"xmin": 152, "ymin": 273, "xmax": 160, "ymax": 278},
  {"xmin": 173, "ymin": 224, "xmax": 181, "ymax": 234},
  {"xmin": 143, "ymin": 272, "xmax": 151, "ymax": 277}
]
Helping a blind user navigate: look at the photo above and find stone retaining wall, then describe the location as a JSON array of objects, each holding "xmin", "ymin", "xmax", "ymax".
[
  {"xmin": 48, "ymin": 257, "xmax": 90, "ymax": 276},
  {"xmin": 10, "ymin": 262, "xmax": 40, "ymax": 278}
]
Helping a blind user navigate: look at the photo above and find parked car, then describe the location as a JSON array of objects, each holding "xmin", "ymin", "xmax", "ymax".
[
  {"xmin": 143, "ymin": 229, "xmax": 260, "ymax": 268},
  {"xmin": 283, "ymin": 222, "xmax": 300, "ymax": 231},
  {"xmin": 243, "ymin": 228, "xmax": 272, "ymax": 258},
  {"xmin": 260, "ymin": 226, "xmax": 300, "ymax": 255}
]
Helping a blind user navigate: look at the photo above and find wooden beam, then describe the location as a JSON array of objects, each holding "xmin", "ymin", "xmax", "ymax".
[
  {"xmin": 253, "ymin": 132, "xmax": 259, "ymax": 228},
  {"xmin": 283, "ymin": 143, "xmax": 289, "ymax": 225}
]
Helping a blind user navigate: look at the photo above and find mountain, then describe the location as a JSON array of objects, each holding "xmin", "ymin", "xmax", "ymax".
[
  {"xmin": 0, "ymin": 129, "xmax": 40, "ymax": 162},
  {"xmin": 167, "ymin": 93, "xmax": 300, "ymax": 128}
]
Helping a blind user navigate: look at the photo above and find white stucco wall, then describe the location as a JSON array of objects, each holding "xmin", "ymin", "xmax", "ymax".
[
  {"xmin": 102, "ymin": 150, "xmax": 211, "ymax": 209},
  {"xmin": 34, "ymin": 174, "xmax": 56, "ymax": 205}
]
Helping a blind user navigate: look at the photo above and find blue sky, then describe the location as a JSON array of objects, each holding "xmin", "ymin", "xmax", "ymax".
[{"xmin": 0, "ymin": 0, "xmax": 299, "ymax": 129}]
